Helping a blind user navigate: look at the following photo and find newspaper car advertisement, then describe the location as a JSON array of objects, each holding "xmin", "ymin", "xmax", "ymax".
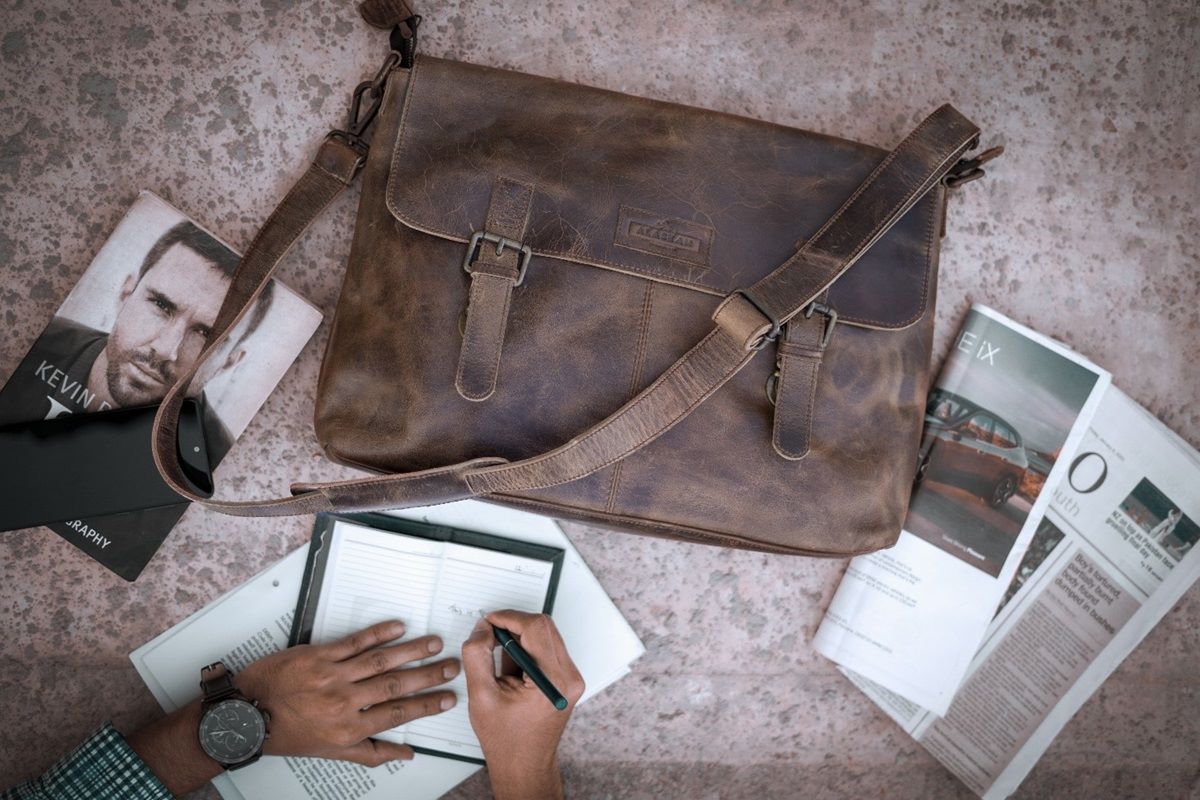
[{"xmin": 813, "ymin": 305, "xmax": 1110, "ymax": 714}]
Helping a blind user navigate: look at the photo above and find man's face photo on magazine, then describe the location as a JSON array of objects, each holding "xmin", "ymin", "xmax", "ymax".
[{"xmin": 99, "ymin": 239, "xmax": 229, "ymax": 407}]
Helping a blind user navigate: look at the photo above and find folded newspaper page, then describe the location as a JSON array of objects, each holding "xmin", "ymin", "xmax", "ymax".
[
  {"xmin": 813, "ymin": 305, "xmax": 1110, "ymax": 713},
  {"xmin": 131, "ymin": 500, "xmax": 645, "ymax": 800},
  {"xmin": 844, "ymin": 387, "xmax": 1200, "ymax": 798}
]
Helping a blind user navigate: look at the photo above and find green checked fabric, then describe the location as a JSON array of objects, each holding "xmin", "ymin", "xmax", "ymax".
[{"xmin": 2, "ymin": 724, "xmax": 173, "ymax": 800}]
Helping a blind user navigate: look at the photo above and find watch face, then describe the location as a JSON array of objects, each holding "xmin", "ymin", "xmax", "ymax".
[{"xmin": 199, "ymin": 699, "xmax": 266, "ymax": 764}]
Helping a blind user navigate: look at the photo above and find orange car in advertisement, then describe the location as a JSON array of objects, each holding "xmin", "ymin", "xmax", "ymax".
[{"xmin": 915, "ymin": 388, "xmax": 1029, "ymax": 508}]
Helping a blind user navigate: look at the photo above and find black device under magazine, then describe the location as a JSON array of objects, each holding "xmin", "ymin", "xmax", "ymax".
[
  {"xmin": 290, "ymin": 512, "xmax": 565, "ymax": 764},
  {"xmin": 0, "ymin": 399, "xmax": 213, "ymax": 535}
]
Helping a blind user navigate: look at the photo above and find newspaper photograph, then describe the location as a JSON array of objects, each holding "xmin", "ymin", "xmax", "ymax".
[
  {"xmin": 813, "ymin": 305, "xmax": 1110, "ymax": 714},
  {"xmin": 847, "ymin": 387, "xmax": 1200, "ymax": 798}
]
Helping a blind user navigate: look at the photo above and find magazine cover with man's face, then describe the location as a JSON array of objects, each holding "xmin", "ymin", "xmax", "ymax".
[{"xmin": 0, "ymin": 191, "xmax": 322, "ymax": 579}]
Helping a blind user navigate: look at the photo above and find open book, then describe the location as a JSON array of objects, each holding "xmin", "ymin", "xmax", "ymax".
[{"xmin": 294, "ymin": 514, "xmax": 566, "ymax": 763}]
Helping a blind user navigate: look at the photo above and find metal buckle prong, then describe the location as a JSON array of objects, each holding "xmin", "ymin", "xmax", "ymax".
[
  {"xmin": 463, "ymin": 230, "xmax": 533, "ymax": 287},
  {"xmin": 804, "ymin": 301, "xmax": 839, "ymax": 348}
]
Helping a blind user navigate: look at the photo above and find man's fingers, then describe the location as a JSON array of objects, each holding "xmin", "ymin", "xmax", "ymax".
[
  {"xmin": 483, "ymin": 609, "xmax": 544, "ymax": 637},
  {"xmin": 350, "ymin": 658, "xmax": 460, "ymax": 708},
  {"xmin": 485, "ymin": 611, "xmax": 569, "ymax": 661},
  {"xmin": 485, "ymin": 610, "xmax": 585, "ymax": 702},
  {"xmin": 498, "ymin": 648, "xmax": 520, "ymax": 678},
  {"xmin": 322, "ymin": 620, "xmax": 406, "ymax": 661},
  {"xmin": 461, "ymin": 619, "xmax": 500, "ymax": 693},
  {"xmin": 358, "ymin": 691, "xmax": 458, "ymax": 736},
  {"xmin": 337, "ymin": 739, "xmax": 414, "ymax": 767},
  {"xmin": 340, "ymin": 635, "xmax": 445, "ymax": 681}
]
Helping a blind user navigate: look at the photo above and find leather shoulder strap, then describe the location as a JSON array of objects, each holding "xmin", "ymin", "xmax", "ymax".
[{"xmin": 151, "ymin": 98, "xmax": 980, "ymax": 517}]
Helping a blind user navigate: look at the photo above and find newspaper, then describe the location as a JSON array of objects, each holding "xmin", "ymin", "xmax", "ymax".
[
  {"xmin": 845, "ymin": 386, "xmax": 1200, "ymax": 798},
  {"xmin": 813, "ymin": 305, "xmax": 1110, "ymax": 713},
  {"xmin": 131, "ymin": 499, "xmax": 645, "ymax": 800}
]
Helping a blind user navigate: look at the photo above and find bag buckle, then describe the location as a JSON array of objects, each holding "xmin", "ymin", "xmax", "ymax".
[
  {"xmin": 463, "ymin": 231, "xmax": 533, "ymax": 287},
  {"xmin": 804, "ymin": 301, "xmax": 838, "ymax": 348}
]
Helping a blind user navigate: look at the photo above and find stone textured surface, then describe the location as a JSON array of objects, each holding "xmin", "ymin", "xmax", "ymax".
[{"xmin": 1, "ymin": 0, "xmax": 1198, "ymax": 798}]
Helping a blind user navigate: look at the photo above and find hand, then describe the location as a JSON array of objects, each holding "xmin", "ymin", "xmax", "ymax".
[
  {"xmin": 461, "ymin": 610, "xmax": 585, "ymax": 800},
  {"xmin": 128, "ymin": 620, "xmax": 459, "ymax": 795},
  {"xmin": 238, "ymin": 619, "xmax": 459, "ymax": 765}
]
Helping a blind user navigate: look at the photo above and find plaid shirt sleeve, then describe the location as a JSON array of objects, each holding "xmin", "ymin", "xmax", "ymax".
[{"xmin": 2, "ymin": 724, "xmax": 174, "ymax": 800}]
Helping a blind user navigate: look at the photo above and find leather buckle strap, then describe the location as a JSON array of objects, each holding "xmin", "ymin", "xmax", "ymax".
[
  {"xmin": 462, "ymin": 231, "xmax": 532, "ymax": 287},
  {"xmin": 455, "ymin": 177, "xmax": 536, "ymax": 401}
]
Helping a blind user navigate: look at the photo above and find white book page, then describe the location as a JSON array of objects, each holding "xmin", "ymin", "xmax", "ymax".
[{"xmin": 310, "ymin": 521, "xmax": 443, "ymax": 644}]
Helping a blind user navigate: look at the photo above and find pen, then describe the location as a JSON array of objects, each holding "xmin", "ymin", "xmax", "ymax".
[{"xmin": 489, "ymin": 621, "xmax": 569, "ymax": 711}]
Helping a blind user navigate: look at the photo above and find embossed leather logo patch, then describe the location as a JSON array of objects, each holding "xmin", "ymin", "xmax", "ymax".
[{"xmin": 615, "ymin": 206, "xmax": 714, "ymax": 268}]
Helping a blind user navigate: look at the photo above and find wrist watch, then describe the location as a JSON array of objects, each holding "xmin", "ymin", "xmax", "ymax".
[{"xmin": 197, "ymin": 661, "xmax": 270, "ymax": 770}]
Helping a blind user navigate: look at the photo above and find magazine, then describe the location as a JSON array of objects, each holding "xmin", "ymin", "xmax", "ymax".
[
  {"xmin": 844, "ymin": 387, "xmax": 1200, "ymax": 798},
  {"xmin": 812, "ymin": 305, "xmax": 1110, "ymax": 713},
  {"xmin": 0, "ymin": 191, "xmax": 321, "ymax": 580},
  {"xmin": 131, "ymin": 500, "xmax": 645, "ymax": 800}
]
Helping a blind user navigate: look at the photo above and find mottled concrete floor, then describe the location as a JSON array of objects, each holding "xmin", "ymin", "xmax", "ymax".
[{"xmin": 2, "ymin": 1, "xmax": 1198, "ymax": 798}]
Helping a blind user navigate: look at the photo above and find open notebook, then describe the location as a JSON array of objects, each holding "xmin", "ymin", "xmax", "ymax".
[{"xmin": 291, "ymin": 513, "xmax": 565, "ymax": 763}]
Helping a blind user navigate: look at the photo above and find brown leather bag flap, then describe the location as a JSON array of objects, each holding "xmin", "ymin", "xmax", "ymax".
[{"xmin": 385, "ymin": 55, "xmax": 937, "ymax": 330}]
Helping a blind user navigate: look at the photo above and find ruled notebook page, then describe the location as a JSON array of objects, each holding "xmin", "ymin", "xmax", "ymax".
[
  {"xmin": 403, "ymin": 541, "xmax": 554, "ymax": 758},
  {"xmin": 309, "ymin": 520, "xmax": 554, "ymax": 761}
]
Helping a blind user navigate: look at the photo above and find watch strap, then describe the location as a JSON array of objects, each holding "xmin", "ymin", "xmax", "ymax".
[{"xmin": 200, "ymin": 661, "xmax": 240, "ymax": 705}]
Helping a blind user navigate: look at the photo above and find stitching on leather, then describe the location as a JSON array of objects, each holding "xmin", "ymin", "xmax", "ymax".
[
  {"xmin": 487, "ymin": 176, "xmax": 536, "ymax": 236},
  {"xmin": 753, "ymin": 109, "xmax": 969, "ymax": 321},
  {"xmin": 772, "ymin": 348, "xmax": 820, "ymax": 460},
  {"xmin": 476, "ymin": 330, "xmax": 729, "ymax": 488},
  {"xmin": 311, "ymin": 158, "xmax": 351, "ymax": 186},
  {"xmin": 384, "ymin": 58, "xmax": 728, "ymax": 294},
  {"xmin": 773, "ymin": 126, "xmax": 975, "ymax": 328},
  {"xmin": 302, "ymin": 459, "xmax": 500, "ymax": 495},
  {"xmin": 606, "ymin": 281, "xmax": 655, "ymax": 513},
  {"xmin": 456, "ymin": 174, "xmax": 533, "ymax": 400},
  {"xmin": 455, "ymin": 274, "xmax": 512, "ymax": 400},
  {"xmin": 835, "ymin": 192, "xmax": 936, "ymax": 329},
  {"xmin": 172, "ymin": 162, "xmax": 347, "ymax": 502}
]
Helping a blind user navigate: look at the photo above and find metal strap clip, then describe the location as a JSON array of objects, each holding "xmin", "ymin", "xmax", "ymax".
[{"xmin": 944, "ymin": 145, "xmax": 1005, "ymax": 188}]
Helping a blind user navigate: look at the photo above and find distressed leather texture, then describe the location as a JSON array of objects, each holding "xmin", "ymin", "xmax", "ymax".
[{"xmin": 309, "ymin": 56, "xmax": 955, "ymax": 555}]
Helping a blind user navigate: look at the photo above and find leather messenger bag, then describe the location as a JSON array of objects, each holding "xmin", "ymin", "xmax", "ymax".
[{"xmin": 151, "ymin": 1, "xmax": 1000, "ymax": 556}]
